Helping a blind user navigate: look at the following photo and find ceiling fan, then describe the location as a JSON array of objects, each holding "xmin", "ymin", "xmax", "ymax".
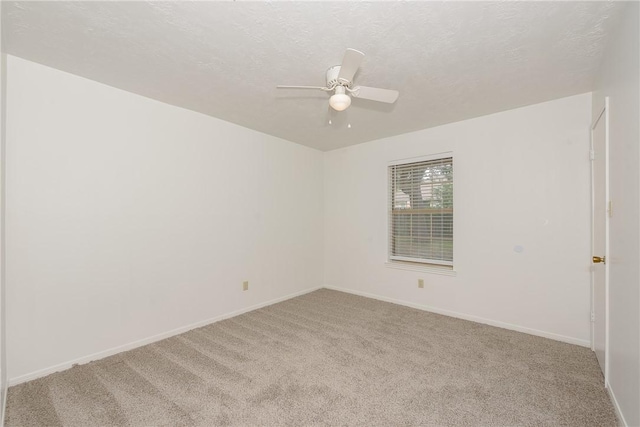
[{"xmin": 277, "ymin": 48, "xmax": 399, "ymax": 112}]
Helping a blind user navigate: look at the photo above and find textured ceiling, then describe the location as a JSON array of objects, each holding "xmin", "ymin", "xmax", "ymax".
[{"xmin": 2, "ymin": 1, "xmax": 625, "ymax": 151}]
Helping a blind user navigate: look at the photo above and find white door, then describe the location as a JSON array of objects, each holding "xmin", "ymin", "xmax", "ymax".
[{"xmin": 591, "ymin": 98, "xmax": 609, "ymax": 380}]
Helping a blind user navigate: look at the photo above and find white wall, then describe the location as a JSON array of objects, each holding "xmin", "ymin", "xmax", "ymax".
[
  {"xmin": 5, "ymin": 55, "xmax": 324, "ymax": 383},
  {"xmin": 0, "ymin": 0, "xmax": 7, "ymax": 420},
  {"xmin": 592, "ymin": 2, "xmax": 640, "ymax": 426},
  {"xmin": 324, "ymin": 93, "xmax": 593, "ymax": 346}
]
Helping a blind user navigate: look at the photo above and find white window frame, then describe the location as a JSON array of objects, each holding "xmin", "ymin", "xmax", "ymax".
[{"xmin": 388, "ymin": 152, "xmax": 454, "ymax": 268}]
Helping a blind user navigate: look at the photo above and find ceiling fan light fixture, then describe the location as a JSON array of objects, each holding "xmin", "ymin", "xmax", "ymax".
[{"xmin": 329, "ymin": 86, "xmax": 351, "ymax": 111}]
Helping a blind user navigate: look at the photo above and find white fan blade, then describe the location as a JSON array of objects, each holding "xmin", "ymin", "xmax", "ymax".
[
  {"xmin": 351, "ymin": 86, "xmax": 399, "ymax": 103},
  {"xmin": 337, "ymin": 48, "xmax": 365, "ymax": 83},
  {"xmin": 277, "ymin": 85, "xmax": 328, "ymax": 90}
]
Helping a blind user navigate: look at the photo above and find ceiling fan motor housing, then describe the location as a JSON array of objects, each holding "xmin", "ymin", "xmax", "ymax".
[{"xmin": 326, "ymin": 65, "xmax": 350, "ymax": 88}]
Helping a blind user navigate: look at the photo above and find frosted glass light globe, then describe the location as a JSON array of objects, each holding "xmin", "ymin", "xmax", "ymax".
[{"xmin": 329, "ymin": 86, "xmax": 351, "ymax": 111}]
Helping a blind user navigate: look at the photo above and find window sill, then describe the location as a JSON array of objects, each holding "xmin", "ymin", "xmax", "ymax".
[{"xmin": 384, "ymin": 261, "xmax": 457, "ymax": 276}]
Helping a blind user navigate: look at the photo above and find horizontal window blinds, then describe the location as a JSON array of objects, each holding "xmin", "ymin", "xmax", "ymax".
[{"xmin": 389, "ymin": 157, "xmax": 453, "ymax": 265}]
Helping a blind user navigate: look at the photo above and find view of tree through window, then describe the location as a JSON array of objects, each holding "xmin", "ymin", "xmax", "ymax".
[{"xmin": 389, "ymin": 157, "xmax": 453, "ymax": 265}]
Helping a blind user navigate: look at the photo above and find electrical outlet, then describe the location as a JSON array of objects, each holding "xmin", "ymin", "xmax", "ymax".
[
  {"xmin": 243, "ymin": 281, "xmax": 249, "ymax": 291},
  {"xmin": 418, "ymin": 279, "xmax": 424, "ymax": 289}
]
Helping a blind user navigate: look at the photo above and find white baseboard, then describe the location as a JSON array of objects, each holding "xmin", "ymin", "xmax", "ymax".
[
  {"xmin": 324, "ymin": 285, "xmax": 591, "ymax": 348},
  {"xmin": 606, "ymin": 380, "xmax": 628, "ymax": 427},
  {"xmin": 8, "ymin": 286, "xmax": 322, "ymax": 387},
  {"xmin": 7, "ymin": 284, "xmax": 592, "ymax": 387}
]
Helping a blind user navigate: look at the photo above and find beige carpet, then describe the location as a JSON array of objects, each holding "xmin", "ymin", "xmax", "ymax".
[{"xmin": 6, "ymin": 289, "xmax": 617, "ymax": 426}]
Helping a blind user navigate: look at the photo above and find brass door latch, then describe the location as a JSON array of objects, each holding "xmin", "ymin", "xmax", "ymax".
[{"xmin": 592, "ymin": 256, "xmax": 606, "ymax": 264}]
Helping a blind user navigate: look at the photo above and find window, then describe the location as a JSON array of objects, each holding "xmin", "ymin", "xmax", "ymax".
[{"xmin": 389, "ymin": 155, "xmax": 453, "ymax": 266}]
